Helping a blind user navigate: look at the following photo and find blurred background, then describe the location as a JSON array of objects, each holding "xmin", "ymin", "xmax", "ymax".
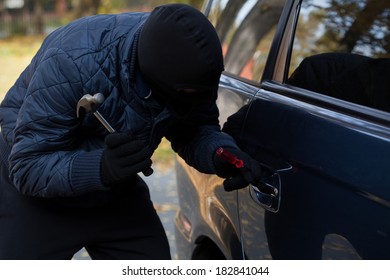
[
  {"xmin": 0, "ymin": 0, "xmax": 203, "ymax": 99},
  {"xmin": 0, "ymin": 0, "xmax": 197, "ymax": 259}
]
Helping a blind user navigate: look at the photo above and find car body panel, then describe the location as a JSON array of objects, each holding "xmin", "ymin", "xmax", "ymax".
[
  {"xmin": 174, "ymin": 77, "xmax": 258, "ymax": 260},
  {"xmin": 235, "ymin": 87, "xmax": 390, "ymax": 259}
]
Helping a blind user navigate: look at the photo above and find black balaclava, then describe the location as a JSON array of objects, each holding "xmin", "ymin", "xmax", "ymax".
[{"xmin": 137, "ymin": 4, "xmax": 224, "ymax": 115}]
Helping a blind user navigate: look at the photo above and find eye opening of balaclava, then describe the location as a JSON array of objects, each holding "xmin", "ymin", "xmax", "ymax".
[{"xmin": 137, "ymin": 4, "xmax": 224, "ymax": 115}]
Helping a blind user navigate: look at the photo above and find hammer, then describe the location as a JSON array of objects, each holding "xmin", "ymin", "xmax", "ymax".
[
  {"xmin": 76, "ymin": 93, "xmax": 153, "ymax": 176},
  {"xmin": 76, "ymin": 93, "xmax": 115, "ymax": 132}
]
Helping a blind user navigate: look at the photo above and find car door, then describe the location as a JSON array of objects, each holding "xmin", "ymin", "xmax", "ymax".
[
  {"xmin": 202, "ymin": 0, "xmax": 289, "ymax": 259},
  {"xmin": 222, "ymin": 0, "xmax": 390, "ymax": 259}
]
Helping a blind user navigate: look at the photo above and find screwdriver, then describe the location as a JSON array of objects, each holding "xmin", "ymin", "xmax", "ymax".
[{"xmin": 215, "ymin": 147, "xmax": 244, "ymax": 168}]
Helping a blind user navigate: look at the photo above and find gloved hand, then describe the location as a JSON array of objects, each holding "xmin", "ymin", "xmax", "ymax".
[
  {"xmin": 213, "ymin": 147, "xmax": 263, "ymax": 192},
  {"xmin": 101, "ymin": 133, "xmax": 153, "ymax": 186}
]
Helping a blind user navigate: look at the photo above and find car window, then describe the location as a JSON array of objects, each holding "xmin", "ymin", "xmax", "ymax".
[
  {"xmin": 287, "ymin": 0, "xmax": 390, "ymax": 113},
  {"xmin": 207, "ymin": 0, "xmax": 287, "ymax": 82}
]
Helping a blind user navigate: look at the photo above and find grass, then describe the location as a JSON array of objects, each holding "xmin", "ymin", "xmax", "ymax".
[
  {"xmin": 0, "ymin": 35, "xmax": 175, "ymax": 164},
  {"xmin": 0, "ymin": 35, "xmax": 44, "ymax": 100}
]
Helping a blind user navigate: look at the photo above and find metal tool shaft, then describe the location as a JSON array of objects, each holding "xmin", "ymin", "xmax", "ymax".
[
  {"xmin": 93, "ymin": 111, "xmax": 116, "ymax": 133},
  {"xmin": 76, "ymin": 93, "xmax": 153, "ymax": 177}
]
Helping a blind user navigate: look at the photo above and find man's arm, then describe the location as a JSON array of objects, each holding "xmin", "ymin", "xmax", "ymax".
[{"xmin": 9, "ymin": 49, "xmax": 106, "ymax": 197}]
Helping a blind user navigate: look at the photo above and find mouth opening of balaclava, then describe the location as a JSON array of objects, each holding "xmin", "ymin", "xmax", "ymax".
[{"xmin": 137, "ymin": 4, "xmax": 224, "ymax": 114}]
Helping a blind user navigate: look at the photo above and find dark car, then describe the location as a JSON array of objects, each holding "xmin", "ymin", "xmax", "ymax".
[{"xmin": 174, "ymin": 0, "xmax": 390, "ymax": 260}]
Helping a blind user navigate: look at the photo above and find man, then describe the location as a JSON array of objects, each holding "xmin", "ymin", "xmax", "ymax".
[{"xmin": 0, "ymin": 4, "xmax": 262, "ymax": 259}]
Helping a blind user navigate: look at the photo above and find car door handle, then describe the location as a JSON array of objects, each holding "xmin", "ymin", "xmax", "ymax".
[
  {"xmin": 249, "ymin": 168, "xmax": 284, "ymax": 213},
  {"xmin": 252, "ymin": 178, "xmax": 279, "ymax": 197}
]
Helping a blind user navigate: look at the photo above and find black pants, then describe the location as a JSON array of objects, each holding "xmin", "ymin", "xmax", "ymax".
[{"xmin": 0, "ymin": 162, "xmax": 171, "ymax": 260}]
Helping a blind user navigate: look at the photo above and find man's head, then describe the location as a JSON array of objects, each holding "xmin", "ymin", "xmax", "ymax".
[{"xmin": 137, "ymin": 4, "xmax": 224, "ymax": 114}]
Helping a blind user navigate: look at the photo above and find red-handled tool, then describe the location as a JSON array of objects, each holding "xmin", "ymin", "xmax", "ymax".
[{"xmin": 215, "ymin": 147, "xmax": 244, "ymax": 168}]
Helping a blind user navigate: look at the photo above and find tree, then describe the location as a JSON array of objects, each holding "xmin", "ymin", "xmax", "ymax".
[
  {"xmin": 33, "ymin": 0, "xmax": 44, "ymax": 34},
  {"xmin": 73, "ymin": 0, "xmax": 100, "ymax": 18},
  {"xmin": 339, "ymin": 0, "xmax": 390, "ymax": 53},
  {"xmin": 314, "ymin": 0, "xmax": 390, "ymax": 56},
  {"xmin": 224, "ymin": 0, "xmax": 285, "ymax": 75},
  {"xmin": 214, "ymin": 0, "xmax": 246, "ymax": 43}
]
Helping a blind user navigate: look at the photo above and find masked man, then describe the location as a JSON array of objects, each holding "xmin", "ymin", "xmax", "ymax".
[{"xmin": 0, "ymin": 4, "xmax": 262, "ymax": 259}]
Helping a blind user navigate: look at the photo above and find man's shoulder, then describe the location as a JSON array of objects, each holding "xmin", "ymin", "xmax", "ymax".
[{"xmin": 43, "ymin": 12, "xmax": 148, "ymax": 55}]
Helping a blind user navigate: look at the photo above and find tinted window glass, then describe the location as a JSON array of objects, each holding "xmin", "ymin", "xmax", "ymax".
[
  {"xmin": 208, "ymin": 0, "xmax": 287, "ymax": 82},
  {"xmin": 287, "ymin": 0, "xmax": 390, "ymax": 112}
]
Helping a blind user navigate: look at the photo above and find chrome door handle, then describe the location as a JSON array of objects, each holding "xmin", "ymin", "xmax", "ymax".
[
  {"xmin": 249, "ymin": 171, "xmax": 282, "ymax": 213},
  {"xmin": 252, "ymin": 181, "xmax": 278, "ymax": 197}
]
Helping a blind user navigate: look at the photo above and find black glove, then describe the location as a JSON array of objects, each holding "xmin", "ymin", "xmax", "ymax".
[
  {"xmin": 213, "ymin": 147, "xmax": 263, "ymax": 192},
  {"xmin": 101, "ymin": 133, "xmax": 153, "ymax": 186}
]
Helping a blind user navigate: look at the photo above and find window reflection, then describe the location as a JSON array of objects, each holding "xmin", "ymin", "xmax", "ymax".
[
  {"xmin": 208, "ymin": 0, "xmax": 287, "ymax": 82},
  {"xmin": 288, "ymin": 0, "xmax": 390, "ymax": 112}
]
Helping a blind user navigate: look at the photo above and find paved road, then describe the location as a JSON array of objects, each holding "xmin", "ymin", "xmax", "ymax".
[{"xmin": 73, "ymin": 162, "xmax": 178, "ymax": 260}]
